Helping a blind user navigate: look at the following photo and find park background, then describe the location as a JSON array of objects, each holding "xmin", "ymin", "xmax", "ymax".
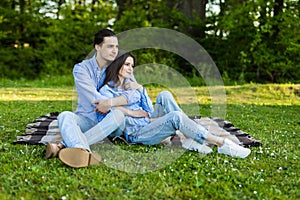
[
  {"xmin": 1, "ymin": 0, "xmax": 299, "ymax": 84},
  {"xmin": 0, "ymin": 0, "xmax": 299, "ymax": 200}
]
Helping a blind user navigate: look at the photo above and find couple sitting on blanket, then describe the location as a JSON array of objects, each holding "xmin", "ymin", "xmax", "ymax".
[{"xmin": 46, "ymin": 29, "xmax": 251, "ymax": 168}]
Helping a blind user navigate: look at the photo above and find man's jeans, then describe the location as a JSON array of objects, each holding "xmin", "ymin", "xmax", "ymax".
[{"xmin": 58, "ymin": 109, "xmax": 125, "ymax": 151}]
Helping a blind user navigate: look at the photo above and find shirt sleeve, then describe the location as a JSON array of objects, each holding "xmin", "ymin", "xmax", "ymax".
[
  {"xmin": 121, "ymin": 89, "xmax": 141, "ymax": 105},
  {"xmin": 73, "ymin": 62, "xmax": 105, "ymax": 105},
  {"xmin": 139, "ymin": 88, "xmax": 154, "ymax": 114},
  {"xmin": 100, "ymin": 83, "xmax": 141, "ymax": 106},
  {"xmin": 99, "ymin": 85, "xmax": 114, "ymax": 100}
]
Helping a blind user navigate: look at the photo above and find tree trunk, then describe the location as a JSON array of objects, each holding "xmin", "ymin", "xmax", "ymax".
[
  {"xmin": 19, "ymin": 0, "xmax": 25, "ymax": 14},
  {"xmin": 272, "ymin": 0, "xmax": 284, "ymax": 41},
  {"xmin": 116, "ymin": 0, "xmax": 132, "ymax": 20},
  {"xmin": 169, "ymin": 0, "xmax": 208, "ymax": 38},
  {"xmin": 177, "ymin": 0, "xmax": 207, "ymax": 22},
  {"xmin": 218, "ymin": 0, "xmax": 226, "ymax": 38}
]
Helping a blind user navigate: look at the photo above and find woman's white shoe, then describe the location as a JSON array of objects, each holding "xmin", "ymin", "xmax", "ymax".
[
  {"xmin": 182, "ymin": 138, "xmax": 213, "ymax": 154},
  {"xmin": 218, "ymin": 138, "xmax": 251, "ymax": 158}
]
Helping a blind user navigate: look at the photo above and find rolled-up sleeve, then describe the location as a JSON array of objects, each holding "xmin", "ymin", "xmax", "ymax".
[{"xmin": 139, "ymin": 89, "xmax": 154, "ymax": 113}]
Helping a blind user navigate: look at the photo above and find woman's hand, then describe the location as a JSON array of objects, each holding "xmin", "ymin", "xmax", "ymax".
[
  {"xmin": 129, "ymin": 110, "xmax": 149, "ymax": 118},
  {"xmin": 149, "ymin": 118, "xmax": 158, "ymax": 122},
  {"xmin": 124, "ymin": 81, "xmax": 143, "ymax": 91},
  {"xmin": 114, "ymin": 107, "xmax": 149, "ymax": 118}
]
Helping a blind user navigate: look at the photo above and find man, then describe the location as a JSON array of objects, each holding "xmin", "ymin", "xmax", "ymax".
[{"xmin": 46, "ymin": 29, "xmax": 135, "ymax": 168}]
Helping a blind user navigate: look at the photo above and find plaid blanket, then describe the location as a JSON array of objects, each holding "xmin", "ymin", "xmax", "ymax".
[{"xmin": 13, "ymin": 112, "xmax": 261, "ymax": 147}]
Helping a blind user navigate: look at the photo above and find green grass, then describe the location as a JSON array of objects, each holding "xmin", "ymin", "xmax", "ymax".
[{"xmin": 0, "ymin": 82, "xmax": 299, "ymax": 199}]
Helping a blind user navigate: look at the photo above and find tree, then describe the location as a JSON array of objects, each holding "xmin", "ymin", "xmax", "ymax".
[
  {"xmin": 0, "ymin": 0, "xmax": 299, "ymax": 83},
  {"xmin": 244, "ymin": 0, "xmax": 300, "ymax": 82},
  {"xmin": 167, "ymin": 0, "xmax": 208, "ymax": 38},
  {"xmin": 0, "ymin": 0, "xmax": 117, "ymax": 79},
  {"xmin": 206, "ymin": 0, "xmax": 299, "ymax": 83}
]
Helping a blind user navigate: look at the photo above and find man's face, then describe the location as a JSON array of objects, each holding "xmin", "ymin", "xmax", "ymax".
[{"xmin": 96, "ymin": 36, "xmax": 118, "ymax": 62}]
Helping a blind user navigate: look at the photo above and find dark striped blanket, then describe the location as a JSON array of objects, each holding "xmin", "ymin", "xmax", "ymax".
[{"xmin": 13, "ymin": 112, "xmax": 261, "ymax": 148}]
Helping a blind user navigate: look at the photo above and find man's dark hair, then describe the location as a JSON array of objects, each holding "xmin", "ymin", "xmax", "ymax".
[{"xmin": 93, "ymin": 29, "xmax": 116, "ymax": 47}]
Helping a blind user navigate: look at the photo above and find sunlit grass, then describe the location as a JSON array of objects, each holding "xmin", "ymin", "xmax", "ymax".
[
  {"xmin": 0, "ymin": 83, "xmax": 299, "ymax": 199},
  {"xmin": 0, "ymin": 87, "xmax": 75, "ymax": 101},
  {"xmin": 1, "ymin": 84, "xmax": 299, "ymax": 106}
]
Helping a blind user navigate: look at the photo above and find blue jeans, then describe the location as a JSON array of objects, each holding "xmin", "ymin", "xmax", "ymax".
[
  {"xmin": 57, "ymin": 109, "xmax": 125, "ymax": 151},
  {"xmin": 127, "ymin": 111, "xmax": 208, "ymax": 145},
  {"xmin": 151, "ymin": 91, "xmax": 182, "ymax": 118},
  {"xmin": 127, "ymin": 91, "xmax": 208, "ymax": 145}
]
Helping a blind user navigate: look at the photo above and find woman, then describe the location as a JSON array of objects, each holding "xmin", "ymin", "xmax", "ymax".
[{"xmin": 97, "ymin": 52, "xmax": 251, "ymax": 158}]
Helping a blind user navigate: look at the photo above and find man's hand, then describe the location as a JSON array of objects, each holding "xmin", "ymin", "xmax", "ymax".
[{"xmin": 92, "ymin": 99, "xmax": 111, "ymax": 114}]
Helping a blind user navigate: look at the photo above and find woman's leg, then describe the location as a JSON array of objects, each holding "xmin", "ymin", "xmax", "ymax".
[
  {"xmin": 152, "ymin": 91, "xmax": 182, "ymax": 118},
  {"xmin": 128, "ymin": 111, "xmax": 251, "ymax": 158},
  {"xmin": 128, "ymin": 111, "xmax": 207, "ymax": 145}
]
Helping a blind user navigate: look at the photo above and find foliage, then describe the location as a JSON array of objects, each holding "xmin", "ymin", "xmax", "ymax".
[
  {"xmin": 213, "ymin": 0, "xmax": 300, "ymax": 83},
  {"xmin": 0, "ymin": 83, "xmax": 299, "ymax": 199},
  {"xmin": 0, "ymin": 0, "xmax": 117, "ymax": 79},
  {"xmin": 0, "ymin": 0, "xmax": 299, "ymax": 84}
]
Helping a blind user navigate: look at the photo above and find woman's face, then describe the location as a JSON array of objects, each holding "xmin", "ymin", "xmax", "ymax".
[{"xmin": 119, "ymin": 56, "xmax": 134, "ymax": 79}]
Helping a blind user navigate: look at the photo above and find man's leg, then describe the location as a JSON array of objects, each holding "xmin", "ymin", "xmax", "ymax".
[
  {"xmin": 57, "ymin": 109, "xmax": 125, "ymax": 167},
  {"xmin": 57, "ymin": 111, "xmax": 95, "ymax": 151},
  {"xmin": 84, "ymin": 109, "xmax": 125, "ymax": 146}
]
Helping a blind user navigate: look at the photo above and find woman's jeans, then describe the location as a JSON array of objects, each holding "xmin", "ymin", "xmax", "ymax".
[
  {"xmin": 127, "ymin": 91, "xmax": 208, "ymax": 145},
  {"xmin": 57, "ymin": 109, "xmax": 125, "ymax": 151},
  {"xmin": 127, "ymin": 111, "xmax": 208, "ymax": 145},
  {"xmin": 151, "ymin": 91, "xmax": 182, "ymax": 118}
]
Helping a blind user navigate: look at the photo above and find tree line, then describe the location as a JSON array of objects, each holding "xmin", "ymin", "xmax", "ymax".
[{"xmin": 0, "ymin": 0, "xmax": 299, "ymax": 85}]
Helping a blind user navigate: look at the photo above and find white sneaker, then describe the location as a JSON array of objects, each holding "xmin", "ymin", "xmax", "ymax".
[
  {"xmin": 218, "ymin": 138, "xmax": 251, "ymax": 158},
  {"xmin": 182, "ymin": 138, "xmax": 213, "ymax": 154}
]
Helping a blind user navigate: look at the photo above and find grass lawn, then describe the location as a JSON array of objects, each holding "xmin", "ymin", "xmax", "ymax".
[{"xmin": 0, "ymin": 82, "xmax": 299, "ymax": 200}]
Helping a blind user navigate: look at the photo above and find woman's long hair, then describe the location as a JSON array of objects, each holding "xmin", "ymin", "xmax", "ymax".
[{"xmin": 104, "ymin": 51, "xmax": 136, "ymax": 88}]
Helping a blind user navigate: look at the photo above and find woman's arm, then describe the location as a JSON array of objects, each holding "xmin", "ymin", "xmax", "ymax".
[
  {"xmin": 114, "ymin": 107, "xmax": 149, "ymax": 118},
  {"xmin": 124, "ymin": 78, "xmax": 154, "ymax": 114},
  {"xmin": 96, "ymin": 84, "xmax": 141, "ymax": 115},
  {"xmin": 139, "ymin": 88, "xmax": 154, "ymax": 114},
  {"xmin": 93, "ymin": 95, "xmax": 128, "ymax": 114}
]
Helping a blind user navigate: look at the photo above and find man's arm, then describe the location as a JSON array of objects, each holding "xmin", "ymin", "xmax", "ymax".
[
  {"xmin": 93, "ymin": 95, "xmax": 128, "ymax": 114},
  {"xmin": 73, "ymin": 63, "xmax": 102, "ymax": 111},
  {"xmin": 94, "ymin": 79, "xmax": 144, "ymax": 114}
]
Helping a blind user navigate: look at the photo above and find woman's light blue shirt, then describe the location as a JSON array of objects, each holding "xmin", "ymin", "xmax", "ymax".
[{"xmin": 98, "ymin": 81, "xmax": 154, "ymax": 135}]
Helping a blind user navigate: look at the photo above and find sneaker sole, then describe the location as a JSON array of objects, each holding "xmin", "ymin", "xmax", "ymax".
[{"xmin": 58, "ymin": 148, "xmax": 101, "ymax": 168}]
